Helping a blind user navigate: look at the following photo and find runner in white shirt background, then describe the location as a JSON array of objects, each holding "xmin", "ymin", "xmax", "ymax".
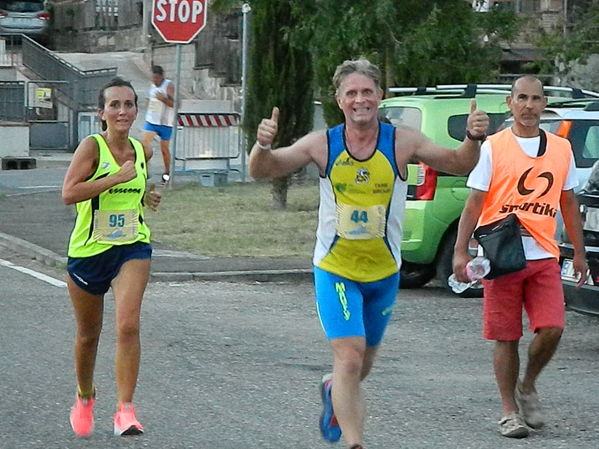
[{"xmin": 142, "ymin": 65, "xmax": 175, "ymax": 184}]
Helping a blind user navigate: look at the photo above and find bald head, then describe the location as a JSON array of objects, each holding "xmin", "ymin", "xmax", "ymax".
[
  {"xmin": 507, "ymin": 75, "xmax": 547, "ymax": 137},
  {"xmin": 511, "ymin": 76, "xmax": 544, "ymax": 98}
]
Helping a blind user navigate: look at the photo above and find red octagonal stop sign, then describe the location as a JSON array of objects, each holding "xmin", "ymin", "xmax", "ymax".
[{"xmin": 152, "ymin": 0, "xmax": 208, "ymax": 44}]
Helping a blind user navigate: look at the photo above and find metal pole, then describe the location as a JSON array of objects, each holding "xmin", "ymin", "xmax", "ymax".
[
  {"xmin": 142, "ymin": 0, "xmax": 150, "ymax": 49},
  {"xmin": 240, "ymin": 3, "xmax": 251, "ymax": 182},
  {"xmin": 169, "ymin": 43, "xmax": 182, "ymax": 188},
  {"xmin": 563, "ymin": 0, "xmax": 568, "ymax": 38}
]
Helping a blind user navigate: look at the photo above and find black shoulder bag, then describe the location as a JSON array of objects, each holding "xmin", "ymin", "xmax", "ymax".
[{"xmin": 473, "ymin": 213, "xmax": 526, "ymax": 279}]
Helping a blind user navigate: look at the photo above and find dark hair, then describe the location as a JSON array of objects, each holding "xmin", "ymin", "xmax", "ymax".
[
  {"xmin": 152, "ymin": 65, "xmax": 164, "ymax": 76},
  {"xmin": 97, "ymin": 77, "xmax": 138, "ymax": 131}
]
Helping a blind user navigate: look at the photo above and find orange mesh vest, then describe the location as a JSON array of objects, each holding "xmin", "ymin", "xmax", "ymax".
[{"xmin": 478, "ymin": 128, "xmax": 572, "ymax": 258}]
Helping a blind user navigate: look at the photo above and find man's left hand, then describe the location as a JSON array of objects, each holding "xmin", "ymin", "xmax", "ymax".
[{"xmin": 573, "ymin": 254, "xmax": 589, "ymax": 288}]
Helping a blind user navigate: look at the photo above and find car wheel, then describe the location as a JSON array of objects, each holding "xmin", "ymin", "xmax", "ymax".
[
  {"xmin": 436, "ymin": 227, "xmax": 484, "ymax": 298},
  {"xmin": 400, "ymin": 261, "xmax": 435, "ymax": 288}
]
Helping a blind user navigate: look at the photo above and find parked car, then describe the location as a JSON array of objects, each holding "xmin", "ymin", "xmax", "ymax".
[
  {"xmin": 560, "ymin": 160, "xmax": 599, "ymax": 316},
  {"xmin": 541, "ymin": 100, "xmax": 599, "ymax": 188},
  {"xmin": 0, "ymin": 0, "xmax": 51, "ymax": 45},
  {"xmin": 503, "ymin": 99, "xmax": 599, "ymax": 236},
  {"xmin": 379, "ymin": 85, "xmax": 599, "ymax": 297},
  {"xmin": 379, "ymin": 85, "xmax": 511, "ymax": 297}
]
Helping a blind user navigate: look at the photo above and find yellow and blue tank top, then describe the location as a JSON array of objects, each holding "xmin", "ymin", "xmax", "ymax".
[
  {"xmin": 314, "ymin": 122, "xmax": 407, "ymax": 282},
  {"xmin": 67, "ymin": 134, "xmax": 151, "ymax": 258}
]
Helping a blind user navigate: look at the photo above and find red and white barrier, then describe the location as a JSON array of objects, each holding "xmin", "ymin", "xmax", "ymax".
[
  {"xmin": 175, "ymin": 112, "xmax": 241, "ymax": 163},
  {"xmin": 178, "ymin": 113, "xmax": 240, "ymax": 128}
]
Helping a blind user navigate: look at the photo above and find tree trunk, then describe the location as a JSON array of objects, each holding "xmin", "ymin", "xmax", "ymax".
[{"xmin": 271, "ymin": 175, "xmax": 291, "ymax": 210}]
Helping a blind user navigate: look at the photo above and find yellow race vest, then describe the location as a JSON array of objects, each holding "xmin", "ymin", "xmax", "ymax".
[{"xmin": 67, "ymin": 134, "xmax": 150, "ymax": 258}]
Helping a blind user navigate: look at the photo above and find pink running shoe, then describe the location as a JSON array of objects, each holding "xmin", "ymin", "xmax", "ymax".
[
  {"xmin": 70, "ymin": 395, "xmax": 95, "ymax": 438},
  {"xmin": 113, "ymin": 402, "xmax": 144, "ymax": 436}
]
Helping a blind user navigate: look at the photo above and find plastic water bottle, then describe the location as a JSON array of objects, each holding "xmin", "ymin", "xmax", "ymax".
[
  {"xmin": 466, "ymin": 256, "xmax": 491, "ymax": 281},
  {"xmin": 448, "ymin": 257, "xmax": 491, "ymax": 294}
]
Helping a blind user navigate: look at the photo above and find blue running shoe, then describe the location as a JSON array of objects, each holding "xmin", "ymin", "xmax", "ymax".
[{"xmin": 319, "ymin": 373, "xmax": 341, "ymax": 443}]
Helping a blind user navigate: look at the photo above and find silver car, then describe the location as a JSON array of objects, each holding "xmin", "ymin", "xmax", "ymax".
[
  {"xmin": 0, "ymin": 0, "xmax": 50, "ymax": 45},
  {"xmin": 560, "ymin": 160, "xmax": 599, "ymax": 316}
]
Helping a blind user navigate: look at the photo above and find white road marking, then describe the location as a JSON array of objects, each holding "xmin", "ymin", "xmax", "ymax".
[{"xmin": 0, "ymin": 258, "xmax": 67, "ymax": 288}]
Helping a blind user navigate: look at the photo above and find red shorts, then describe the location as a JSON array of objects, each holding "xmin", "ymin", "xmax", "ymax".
[{"xmin": 482, "ymin": 258, "xmax": 565, "ymax": 341}]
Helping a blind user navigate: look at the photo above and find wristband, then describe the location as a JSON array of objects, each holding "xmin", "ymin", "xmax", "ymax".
[
  {"xmin": 466, "ymin": 129, "xmax": 486, "ymax": 141},
  {"xmin": 256, "ymin": 141, "xmax": 272, "ymax": 150}
]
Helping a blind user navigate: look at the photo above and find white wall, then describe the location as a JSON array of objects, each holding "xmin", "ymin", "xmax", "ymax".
[{"xmin": 0, "ymin": 124, "xmax": 29, "ymax": 158}]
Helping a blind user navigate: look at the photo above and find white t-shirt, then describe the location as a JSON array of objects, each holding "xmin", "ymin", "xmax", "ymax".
[
  {"xmin": 467, "ymin": 128, "xmax": 578, "ymax": 260},
  {"xmin": 145, "ymin": 79, "xmax": 174, "ymax": 127}
]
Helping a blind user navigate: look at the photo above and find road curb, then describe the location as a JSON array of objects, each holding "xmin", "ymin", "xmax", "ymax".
[
  {"xmin": 0, "ymin": 232, "xmax": 314, "ymax": 283},
  {"xmin": 0, "ymin": 231, "xmax": 67, "ymax": 268},
  {"xmin": 151, "ymin": 269, "xmax": 314, "ymax": 283}
]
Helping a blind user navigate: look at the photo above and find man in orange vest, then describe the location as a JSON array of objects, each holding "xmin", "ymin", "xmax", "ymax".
[{"xmin": 453, "ymin": 76, "xmax": 588, "ymax": 438}]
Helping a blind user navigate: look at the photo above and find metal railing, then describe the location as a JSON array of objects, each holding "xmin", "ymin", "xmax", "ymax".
[
  {"xmin": 0, "ymin": 81, "xmax": 26, "ymax": 122},
  {"xmin": 21, "ymin": 35, "xmax": 117, "ymax": 110},
  {"xmin": 0, "ymin": 36, "xmax": 20, "ymax": 67}
]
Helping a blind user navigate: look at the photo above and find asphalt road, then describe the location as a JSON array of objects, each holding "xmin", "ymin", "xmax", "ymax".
[{"xmin": 1, "ymin": 251, "xmax": 599, "ymax": 449}]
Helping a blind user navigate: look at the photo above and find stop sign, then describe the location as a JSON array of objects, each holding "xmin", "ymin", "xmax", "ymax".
[{"xmin": 152, "ymin": 0, "xmax": 208, "ymax": 44}]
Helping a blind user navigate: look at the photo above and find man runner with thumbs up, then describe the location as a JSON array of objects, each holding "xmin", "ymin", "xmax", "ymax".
[{"xmin": 249, "ymin": 58, "xmax": 489, "ymax": 449}]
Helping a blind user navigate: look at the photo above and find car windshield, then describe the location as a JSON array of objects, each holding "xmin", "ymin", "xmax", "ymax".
[{"xmin": 0, "ymin": 1, "xmax": 44, "ymax": 12}]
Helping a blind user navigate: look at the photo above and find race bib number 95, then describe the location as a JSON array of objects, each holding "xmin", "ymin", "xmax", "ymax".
[
  {"xmin": 92, "ymin": 209, "xmax": 138, "ymax": 244},
  {"xmin": 336, "ymin": 204, "xmax": 386, "ymax": 240}
]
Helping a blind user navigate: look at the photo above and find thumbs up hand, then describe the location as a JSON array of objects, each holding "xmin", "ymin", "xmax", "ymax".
[
  {"xmin": 257, "ymin": 107, "xmax": 279, "ymax": 149},
  {"xmin": 466, "ymin": 100, "xmax": 490, "ymax": 141}
]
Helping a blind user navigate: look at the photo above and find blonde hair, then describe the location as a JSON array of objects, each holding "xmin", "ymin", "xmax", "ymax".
[{"xmin": 333, "ymin": 58, "xmax": 382, "ymax": 96}]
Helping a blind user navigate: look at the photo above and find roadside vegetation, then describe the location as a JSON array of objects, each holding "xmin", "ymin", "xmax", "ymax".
[{"xmin": 147, "ymin": 180, "xmax": 319, "ymax": 258}]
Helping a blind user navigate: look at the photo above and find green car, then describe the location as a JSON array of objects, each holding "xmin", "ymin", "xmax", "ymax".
[{"xmin": 378, "ymin": 86, "xmax": 510, "ymax": 296}]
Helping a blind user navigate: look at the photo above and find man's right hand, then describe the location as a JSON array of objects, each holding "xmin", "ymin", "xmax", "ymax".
[
  {"xmin": 257, "ymin": 107, "xmax": 279, "ymax": 148},
  {"xmin": 452, "ymin": 250, "xmax": 472, "ymax": 283}
]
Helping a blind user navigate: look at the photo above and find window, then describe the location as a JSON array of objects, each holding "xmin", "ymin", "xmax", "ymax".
[
  {"xmin": 570, "ymin": 121, "xmax": 599, "ymax": 168},
  {"xmin": 447, "ymin": 113, "xmax": 508, "ymax": 141},
  {"xmin": 583, "ymin": 125, "xmax": 599, "ymax": 159},
  {"xmin": 492, "ymin": 0, "xmax": 515, "ymax": 11},
  {"xmin": 379, "ymin": 107, "xmax": 422, "ymax": 130},
  {"xmin": 0, "ymin": 1, "xmax": 44, "ymax": 13}
]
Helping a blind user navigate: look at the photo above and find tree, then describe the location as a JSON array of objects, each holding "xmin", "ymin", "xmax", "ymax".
[
  {"xmin": 244, "ymin": 1, "xmax": 313, "ymax": 209},
  {"xmin": 213, "ymin": 0, "xmax": 314, "ymax": 210},
  {"xmin": 535, "ymin": 0, "xmax": 599, "ymax": 85},
  {"xmin": 295, "ymin": 0, "xmax": 521, "ymax": 126}
]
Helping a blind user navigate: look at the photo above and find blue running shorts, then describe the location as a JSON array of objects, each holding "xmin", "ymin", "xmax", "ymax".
[
  {"xmin": 143, "ymin": 122, "xmax": 173, "ymax": 141},
  {"xmin": 67, "ymin": 242, "xmax": 152, "ymax": 295},
  {"xmin": 313, "ymin": 267, "xmax": 399, "ymax": 346}
]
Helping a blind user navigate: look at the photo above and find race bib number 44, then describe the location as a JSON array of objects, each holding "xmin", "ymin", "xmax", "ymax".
[
  {"xmin": 92, "ymin": 209, "xmax": 139, "ymax": 244},
  {"xmin": 336, "ymin": 204, "xmax": 386, "ymax": 240}
]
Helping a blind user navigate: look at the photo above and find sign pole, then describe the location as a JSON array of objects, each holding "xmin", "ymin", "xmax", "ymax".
[
  {"xmin": 169, "ymin": 43, "xmax": 182, "ymax": 188},
  {"xmin": 240, "ymin": 3, "xmax": 251, "ymax": 183},
  {"xmin": 151, "ymin": 0, "xmax": 207, "ymax": 187}
]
